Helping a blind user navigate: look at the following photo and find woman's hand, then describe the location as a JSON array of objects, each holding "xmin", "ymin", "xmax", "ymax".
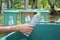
[{"xmin": 17, "ymin": 24, "xmax": 34, "ymax": 35}]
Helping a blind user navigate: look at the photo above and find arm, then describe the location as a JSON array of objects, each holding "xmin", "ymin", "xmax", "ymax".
[
  {"xmin": 0, "ymin": 24, "xmax": 33, "ymax": 34},
  {"xmin": 0, "ymin": 26, "xmax": 18, "ymax": 34}
]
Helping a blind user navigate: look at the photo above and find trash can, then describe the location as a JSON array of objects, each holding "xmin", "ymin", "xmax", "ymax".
[
  {"xmin": 4, "ymin": 9, "xmax": 19, "ymax": 26},
  {"xmin": 19, "ymin": 9, "xmax": 35, "ymax": 24},
  {"xmin": 1, "ymin": 24, "xmax": 60, "ymax": 40},
  {"xmin": 0, "ymin": 32, "xmax": 28, "ymax": 40},
  {"xmin": 1, "ymin": 9, "xmax": 53, "ymax": 40},
  {"xmin": 35, "ymin": 9, "xmax": 49, "ymax": 22},
  {"xmin": 20, "ymin": 9, "xmax": 49, "ymax": 24}
]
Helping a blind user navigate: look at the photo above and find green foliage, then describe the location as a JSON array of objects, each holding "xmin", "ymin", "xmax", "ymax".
[
  {"xmin": 0, "ymin": 18, "xmax": 4, "ymax": 24},
  {"xmin": 13, "ymin": 0, "xmax": 24, "ymax": 9},
  {"xmin": 56, "ymin": 0, "xmax": 60, "ymax": 8},
  {"xmin": 13, "ymin": 4, "xmax": 24, "ymax": 9},
  {"xmin": 37, "ymin": 0, "xmax": 50, "ymax": 9},
  {"xmin": 0, "ymin": 34, "xmax": 6, "ymax": 39},
  {"xmin": 1, "ymin": 0, "xmax": 60, "ymax": 9},
  {"xmin": 2, "ymin": 0, "xmax": 6, "ymax": 3},
  {"xmin": 29, "ymin": 0, "xmax": 34, "ymax": 8}
]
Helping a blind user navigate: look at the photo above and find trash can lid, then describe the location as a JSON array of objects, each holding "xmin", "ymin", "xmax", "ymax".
[
  {"xmin": 4, "ymin": 10, "xmax": 19, "ymax": 12},
  {"xmin": 19, "ymin": 9, "xmax": 34, "ymax": 12},
  {"xmin": 34, "ymin": 9, "xmax": 50, "ymax": 12},
  {"xmin": 19, "ymin": 9, "xmax": 50, "ymax": 12}
]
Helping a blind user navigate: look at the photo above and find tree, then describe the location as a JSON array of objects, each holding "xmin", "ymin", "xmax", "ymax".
[
  {"xmin": 56, "ymin": 0, "xmax": 60, "ymax": 8},
  {"xmin": 33, "ymin": 0, "xmax": 37, "ymax": 9},
  {"xmin": 37, "ymin": 0, "xmax": 49, "ymax": 9},
  {"xmin": 0, "ymin": 0, "xmax": 2, "ymax": 14},
  {"xmin": 48, "ymin": 0, "xmax": 58, "ymax": 20},
  {"xmin": 7, "ymin": 0, "xmax": 13, "ymax": 9},
  {"xmin": 48, "ymin": 0, "xmax": 56, "ymax": 9},
  {"xmin": 29, "ymin": 0, "xmax": 37, "ymax": 9},
  {"xmin": 24, "ymin": 0, "xmax": 29, "ymax": 9},
  {"xmin": 13, "ymin": 0, "xmax": 24, "ymax": 9}
]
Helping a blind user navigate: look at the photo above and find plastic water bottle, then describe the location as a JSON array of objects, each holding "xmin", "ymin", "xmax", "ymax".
[{"xmin": 24, "ymin": 12, "xmax": 41, "ymax": 36}]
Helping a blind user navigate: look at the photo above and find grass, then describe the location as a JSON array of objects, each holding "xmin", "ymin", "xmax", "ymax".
[
  {"xmin": 0, "ymin": 17, "xmax": 5, "ymax": 39},
  {"xmin": 0, "ymin": 18, "xmax": 4, "ymax": 24},
  {"xmin": 0, "ymin": 34, "xmax": 6, "ymax": 39}
]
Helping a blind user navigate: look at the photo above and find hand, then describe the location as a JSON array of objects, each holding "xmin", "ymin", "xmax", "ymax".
[{"xmin": 17, "ymin": 24, "xmax": 34, "ymax": 35}]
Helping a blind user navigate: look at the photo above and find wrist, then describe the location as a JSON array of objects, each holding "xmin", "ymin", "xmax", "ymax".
[
  {"xmin": 9, "ymin": 26, "xmax": 18, "ymax": 32},
  {"xmin": 9, "ymin": 25, "xmax": 22, "ymax": 32},
  {"xmin": 14, "ymin": 26, "xmax": 19, "ymax": 31},
  {"xmin": 13, "ymin": 25, "xmax": 21, "ymax": 31}
]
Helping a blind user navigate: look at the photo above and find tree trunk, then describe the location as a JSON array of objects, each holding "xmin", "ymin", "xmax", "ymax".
[
  {"xmin": 48, "ymin": 0, "xmax": 56, "ymax": 9},
  {"xmin": 0, "ymin": 0, "xmax": 2, "ymax": 14},
  {"xmin": 7, "ymin": 0, "xmax": 12, "ymax": 9},
  {"xmin": 24, "ymin": 0, "xmax": 29, "ymax": 9},
  {"xmin": 33, "ymin": 0, "xmax": 37, "ymax": 9}
]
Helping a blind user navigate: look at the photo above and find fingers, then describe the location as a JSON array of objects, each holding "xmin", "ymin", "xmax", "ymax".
[
  {"xmin": 24, "ymin": 24, "xmax": 34, "ymax": 34},
  {"xmin": 28, "ymin": 27, "xmax": 33, "ymax": 30},
  {"xmin": 24, "ymin": 30, "xmax": 33, "ymax": 35},
  {"xmin": 25, "ymin": 32, "xmax": 32, "ymax": 35},
  {"xmin": 24, "ymin": 28, "xmax": 33, "ymax": 34},
  {"xmin": 24, "ymin": 24, "xmax": 34, "ymax": 28},
  {"xmin": 17, "ymin": 24, "xmax": 34, "ymax": 35}
]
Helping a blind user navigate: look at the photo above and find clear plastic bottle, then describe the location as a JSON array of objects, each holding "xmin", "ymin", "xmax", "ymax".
[{"xmin": 24, "ymin": 12, "xmax": 41, "ymax": 36}]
